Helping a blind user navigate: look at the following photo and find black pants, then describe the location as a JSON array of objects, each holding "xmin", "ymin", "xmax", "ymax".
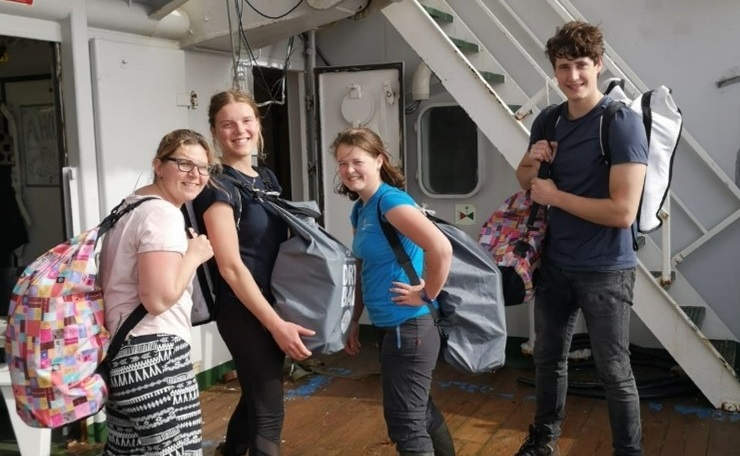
[
  {"xmin": 376, "ymin": 314, "xmax": 447, "ymax": 454},
  {"xmin": 216, "ymin": 295, "xmax": 285, "ymax": 456}
]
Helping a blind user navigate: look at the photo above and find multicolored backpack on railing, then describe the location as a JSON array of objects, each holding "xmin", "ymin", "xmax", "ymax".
[{"xmin": 4, "ymin": 198, "xmax": 152, "ymax": 428}]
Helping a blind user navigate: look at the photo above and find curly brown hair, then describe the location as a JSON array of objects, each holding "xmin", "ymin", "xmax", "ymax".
[
  {"xmin": 330, "ymin": 127, "xmax": 405, "ymax": 201},
  {"xmin": 545, "ymin": 21, "xmax": 604, "ymax": 68}
]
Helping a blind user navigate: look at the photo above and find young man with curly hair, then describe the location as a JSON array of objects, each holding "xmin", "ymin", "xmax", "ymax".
[{"xmin": 513, "ymin": 21, "xmax": 647, "ymax": 456}]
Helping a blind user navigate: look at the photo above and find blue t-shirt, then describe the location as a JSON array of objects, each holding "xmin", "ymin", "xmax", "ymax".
[
  {"xmin": 192, "ymin": 166, "xmax": 288, "ymax": 303},
  {"xmin": 350, "ymin": 183, "xmax": 431, "ymax": 327},
  {"xmin": 529, "ymin": 96, "xmax": 648, "ymax": 271}
]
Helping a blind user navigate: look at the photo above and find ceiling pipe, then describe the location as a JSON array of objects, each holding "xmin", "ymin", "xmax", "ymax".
[
  {"xmin": 87, "ymin": 0, "xmax": 190, "ymax": 40},
  {"xmin": 0, "ymin": 0, "xmax": 190, "ymax": 42}
]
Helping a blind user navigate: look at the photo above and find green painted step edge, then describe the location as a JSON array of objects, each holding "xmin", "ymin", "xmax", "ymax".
[
  {"xmin": 480, "ymin": 71, "xmax": 505, "ymax": 85},
  {"xmin": 679, "ymin": 306, "xmax": 706, "ymax": 327},
  {"xmin": 709, "ymin": 339, "xmax": 738, "ymax": 370},
  {"xmin": 449, "ymin": 37, "xmax": 479, "ymax": 53},
  {"xmin": 422, "ymin": 5, "xmax": 453, "ymax": 23}
]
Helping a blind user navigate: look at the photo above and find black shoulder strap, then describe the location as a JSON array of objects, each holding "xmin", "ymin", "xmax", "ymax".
[
  {"xmin": 599, "ymin": 100, "xmax": 641, "ymax": 251},
  {"xmin": 539, "ymin": 102, "xmax": 563, "ymax": 177},
  {"xmin": 100, "ymin": 198, "xmax": 155, "ymax": 362},
  {"xmin": 255, "ymin": 166, "xmax": 278, "ymax": 193},
  {"xmin": 377, "ymin": 203, "xmax": 420, "ymax": 287},
  {"xmin": 600, "ymin": 101, "xmax": 625, "ymax": 165},
  {"xmin": 106, "ymin": 304, "xmax": 147, "ymax": 362},
  {"xmin": 526, "ymin": 103, "xmax": 562, "ymax": 228},
  {"xmin": 217, "ymin": 167, "xmax": 245, "ymax": 228},
  {"xmin": 98, "ymin": 197, "xmax": 157, "ymax": 236},
  {"xmin": 375, "ymin": 199, "xmax": 442, "ymax": 327}
]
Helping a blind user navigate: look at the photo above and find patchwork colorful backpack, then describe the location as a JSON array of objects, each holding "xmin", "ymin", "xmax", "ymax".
[
  {"xmin": 478, "ymin": 105, "xmax": 559, "ymax": 306},
  {"xmin": 4, "ymin": 198, "xmax": 152, "ymax": 428},
  {"xmin": 479, "ymin": 191, "xmax": 547, "ymax": 306}
]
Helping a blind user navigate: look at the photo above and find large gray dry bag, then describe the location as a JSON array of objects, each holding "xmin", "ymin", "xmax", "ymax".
[
  {"xmin": 380, "ymin": 203, "xmax": 507, "ymax": 374},
  {"xmin": 260, "ymin": 194, "xmax": 358, "ymax": 355}
]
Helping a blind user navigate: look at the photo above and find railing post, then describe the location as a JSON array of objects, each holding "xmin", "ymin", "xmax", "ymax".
[{"xmin": 660, "ymin": 195, "xmax": 672, "ymax": 285}]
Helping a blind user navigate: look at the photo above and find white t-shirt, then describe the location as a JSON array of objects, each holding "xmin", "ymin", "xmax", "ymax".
[{"xmin": 100, "ymin": 194, "xmax": 193, "ymax": 345}]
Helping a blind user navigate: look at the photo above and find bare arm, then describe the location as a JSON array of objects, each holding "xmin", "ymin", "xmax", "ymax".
[
  {"xmin": 531, "ymin": 162, "xmax": 647, "ymax": 228},
  {"xmin": 385, "ymin": 205, "xmax": 453, "ymax": 302},
  {"xmin": 204, "ymin": 201, "xmax": 314, "ymax": 360},
  {"xmin": 138, "ymin": 231, "xmax": 213, "ymax": 315}
]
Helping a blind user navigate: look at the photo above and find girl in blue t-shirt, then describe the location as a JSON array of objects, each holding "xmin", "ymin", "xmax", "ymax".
[{"xmin": 332, "ymin": 126, "xmax": 455, "ymax": 456}]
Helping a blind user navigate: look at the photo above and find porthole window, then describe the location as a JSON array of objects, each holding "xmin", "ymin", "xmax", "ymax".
[{"xmin": 418, "ymin": 104, "xmax": 480, "ymax": 197}]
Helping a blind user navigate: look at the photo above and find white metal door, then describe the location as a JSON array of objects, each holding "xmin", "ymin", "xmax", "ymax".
[
  {"xmin": 315, "ymin": 63, "xmax": 404, "ymax": 248},
  {"xmin": 90, "ymin": 38, "xmax": 189, "ymax": 212}
]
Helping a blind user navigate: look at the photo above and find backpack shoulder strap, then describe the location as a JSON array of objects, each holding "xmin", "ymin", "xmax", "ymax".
[
  {"xmin": 598, "ymin": 100, "xmax": 640, "ymax": 250},
  {"xmin": 599, "ymin": 101, "xmax": 626, "ymax": 165},
  {"xmin": 217, "ymin": 168, "xmax": 246, "ymax": 228},
  {"xmin": 106, "ymin": 304, "xmax": 147, "ymax": 362},
  {"xmin": 255, "ymin": 166, "xmax": 279, "ymax": 193},
  {"xmin": 541, "ymin": 102, "xmax": 564, "ymax": 143},
  {"xmin": 98, "ymin": 197, "xmax": 157, "ymax": 236},
  {"xmin": 536, "ymin": 102, "xmax": 564, "ymax": 179},
  {"xmin": 376, "ymin": 199, "xmax": 442, "ymax": 321}
]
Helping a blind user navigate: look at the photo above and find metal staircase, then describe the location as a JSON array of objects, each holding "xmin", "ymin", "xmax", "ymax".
[{"xmin": 382, "ymin": 0, "xmax": 740, "ymax": 411}]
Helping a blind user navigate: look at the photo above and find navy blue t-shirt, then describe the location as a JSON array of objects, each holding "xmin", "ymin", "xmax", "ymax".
[
  {"xmin": 529, "ymin": 96, "xmax": 648, "ymax": 271},
  {"xmin": 191, "ymin": 165, "xmax": 288, "ymax": 302}
]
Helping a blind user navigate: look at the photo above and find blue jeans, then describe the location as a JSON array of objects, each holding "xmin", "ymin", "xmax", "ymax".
[{"xmin": 533, "ymin": 261, "xmax": 643, "ymax": 456}]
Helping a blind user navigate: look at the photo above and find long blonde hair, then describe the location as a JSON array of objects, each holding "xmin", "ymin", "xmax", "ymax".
[{"xmin": 208, "ymin": 89, "xmax": 266, "ymax": 161}]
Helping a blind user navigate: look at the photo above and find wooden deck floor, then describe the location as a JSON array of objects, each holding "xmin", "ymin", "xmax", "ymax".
[
  {"xmin": 1, "ymin": 338, "xmax": 736, "ymax": 455},
  {"xmin": 199, "ymin": 340, "xmax": 740, "ymax": 456}
]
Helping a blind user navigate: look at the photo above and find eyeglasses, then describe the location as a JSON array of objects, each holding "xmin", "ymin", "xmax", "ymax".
[{"xmin": 164, "ymin": 157, "xmax": 212, "ymax": 176}]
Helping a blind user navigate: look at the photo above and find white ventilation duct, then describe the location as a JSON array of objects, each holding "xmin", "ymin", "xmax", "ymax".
[
  {"xmin": 412, "ymin": 61, "xmax": 431, "ymax": 101},
  {"xmin": 0, "ymin": 0, "xmax": 190, "ymax": 41}
]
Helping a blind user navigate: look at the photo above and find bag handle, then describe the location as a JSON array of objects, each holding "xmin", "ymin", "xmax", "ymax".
[{"xmin": 223, "ymin": 171, "xmax": 351, "ymax": 251}]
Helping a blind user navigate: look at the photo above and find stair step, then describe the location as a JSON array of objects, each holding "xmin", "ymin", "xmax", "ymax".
[
  {"xmin": 450, "ymin": 37, "xmax": 479, "ymax": 53},
  {"xmin": 422, "ymin": 5, "xmax": 453, "ymax": 23},
  {"xmin": 480, "ymin": 71, "xmax": 505, "ymax": 85},
  {"xmin": 508, "ymin": 104, "xmax": 522, "ymax": 113},
  {"xmin": 680, "ymin": 306, "xmax": 706, "ymax": 327},
  {"xmin": 709, "ymin": 339, "xmax": 738, "ymax": 373},
  {"xmin": 635, "ymin": 235, "xmax": 646, "ymax": 249},
  {"xmin": 651, "ymin": 270, "xmax": 676, "ymax": 284}
]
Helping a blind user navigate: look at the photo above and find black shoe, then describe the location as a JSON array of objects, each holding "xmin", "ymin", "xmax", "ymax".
[
  {"xmin": 514, "ymin": 425, "xmax": 560, "ymax": 456},
  {"xmin": 429, "ymin": 421, "xmax": 456, "ymax": 456},
  {"xmin": 215, "ymin": 442, "xmax": 248, "ymax": 456}
]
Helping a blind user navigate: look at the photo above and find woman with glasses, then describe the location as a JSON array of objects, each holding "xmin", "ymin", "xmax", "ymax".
[
  {"xmin": 191, "ymin": 89, "xmax": 314, "ymax": 456},
  {"xmin": 100, "ymin": 128, "xmax": 215, "ymax": 455}
]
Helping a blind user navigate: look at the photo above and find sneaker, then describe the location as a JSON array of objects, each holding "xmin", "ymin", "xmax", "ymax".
[{"xmin": 514, "ymin": 425, "xmax": 560, "ymax": 456}]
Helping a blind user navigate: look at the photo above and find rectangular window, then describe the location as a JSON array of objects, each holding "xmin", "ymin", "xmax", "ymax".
[{"xmin": 418, "ymin": 104, "xmax": 480, "ymax": 196}]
